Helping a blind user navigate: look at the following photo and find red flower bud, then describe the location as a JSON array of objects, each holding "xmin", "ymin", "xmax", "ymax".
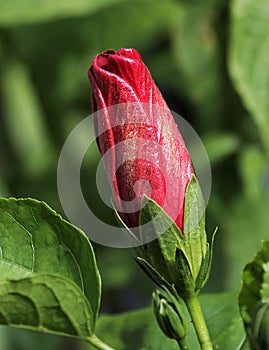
[{"xmin": 88, "ymin": 48, "xmax": 194, "ymax": 231}]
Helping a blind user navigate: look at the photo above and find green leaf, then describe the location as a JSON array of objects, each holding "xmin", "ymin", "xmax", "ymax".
[
  {"xmin": 92, "ymin": 292, "xmax": 246, "ymax": 350},
  {"xmin": 0, "ymin": 275, "xmax": 93, "ymax": 339},
  {"xmin": 202, "ymin": 293, "xmax": 248, "ymax": 350},
  {"xmin": 0, "ymin": 0, "xmax": 122, "ymax": 26},
  {"xmin": 172, "ymin": 2, "xmax": 223, "ymax": 124},
  {"xmin": 1, "ymin": 60, "xmax": 54, "ymax": 176},
  {"xmin": 238, "ymin": 146, "xmax": 267, "ymax": 201},
  {"xmin": 6, "ymin": 327, "xmax": 63, "ymax": 350},
  {"xmin": 0, "ymin": 197, "xmax": 101, "ymax": 336},
  {"xmin": 0, "ymin": 327, "xmax": 9, "ymax": 349},
  {"xmin": 202, "ymin": 132, "xmax": 240, "ymax": 166},
  {"xmin": 229, "ymin": 0, "xmax": 269, "ymax": 152},
  {"xmin": 88, "ymin": 0, "xmax": 181, "ymax": 51}
]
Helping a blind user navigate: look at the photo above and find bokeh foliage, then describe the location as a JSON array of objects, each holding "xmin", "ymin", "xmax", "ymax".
[{"xmin": 0, "ymin": 0, "xmax": 269, "ymax": 348}]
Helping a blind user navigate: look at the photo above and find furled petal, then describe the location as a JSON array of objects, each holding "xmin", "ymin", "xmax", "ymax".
[{"xmin": 88, "ymin": 48, "xmax": 194, "ymax": 231}]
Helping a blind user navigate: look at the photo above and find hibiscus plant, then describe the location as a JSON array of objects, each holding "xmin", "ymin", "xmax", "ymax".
[{"xmin": 0, "ymin": 47, "xmax": 268, "ymax": 350}]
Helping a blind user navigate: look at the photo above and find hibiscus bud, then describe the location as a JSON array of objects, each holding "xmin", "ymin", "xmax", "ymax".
[
  {"xmin": 88, "ymin": 48, "xmax": 194, "ymax": 231},
  {"xmin": 153, "ymin": 287, "xmax": 188, "ymax": 341}
]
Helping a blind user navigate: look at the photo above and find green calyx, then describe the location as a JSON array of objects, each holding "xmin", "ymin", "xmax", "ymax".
[{"xmin": 136, "ymin": 175, "xmax": 215, "ymax": 299}]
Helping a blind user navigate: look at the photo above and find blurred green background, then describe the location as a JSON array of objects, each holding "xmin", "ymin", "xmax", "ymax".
[{"xmin": 0, "ymin": 0, "xmax": 269, "ymax": 349}]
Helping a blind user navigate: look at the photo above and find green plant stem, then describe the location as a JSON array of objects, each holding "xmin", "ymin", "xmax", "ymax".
[
  {"xmin": 87, "ymin": 334, "xmax": 116, "ymax": 350},
  {"xmin": 177, "ymin": 338, "xmax": 189, "ymax": 350},
  {"xmin": 185, "ymin": 295, "xmax": 213, "ymax": 350}
]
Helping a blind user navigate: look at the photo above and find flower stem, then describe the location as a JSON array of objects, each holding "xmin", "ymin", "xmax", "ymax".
[
  {"xmin": 185, "ymin": 295, "xmax": 213, "ymax": 350},
  {"xmin": 177, "ymin": 338, "xmax": 189, "ymax": 350},
  {"xmin": 87, "ymin": 334, "xmax": 116, "ymax": 350}
]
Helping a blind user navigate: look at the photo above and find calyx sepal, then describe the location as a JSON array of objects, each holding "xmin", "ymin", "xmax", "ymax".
[
  {"xmin": 195, "ymin": 228, "xmax": 217, "ymax": 292},
  {"xmin": 134, "ymin": 176, "xmax": 213, "ymax": 299}
]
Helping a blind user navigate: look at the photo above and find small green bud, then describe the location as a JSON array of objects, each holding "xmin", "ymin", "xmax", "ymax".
[
  {"xmin": 250, "ymin": 302, "xmax": 269, "ymax": 350},
  {"xmin": 153, "ymin": 288, "xmax": 188, "ymax": 341}
]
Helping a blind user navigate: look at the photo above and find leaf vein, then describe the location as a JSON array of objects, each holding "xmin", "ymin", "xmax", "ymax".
[
  {"xmin": 2, "ymin": 210, "xmax": 35, "ymax": 272},
  {"xmin": 54, "ymin": 225, "xmax": 85, "ymax": 294}
]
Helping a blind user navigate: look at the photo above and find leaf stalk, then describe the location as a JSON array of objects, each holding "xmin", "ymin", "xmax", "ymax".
[{"xmin": 87, "ymin": 334, "xmax": 116, "ymax": 350}]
